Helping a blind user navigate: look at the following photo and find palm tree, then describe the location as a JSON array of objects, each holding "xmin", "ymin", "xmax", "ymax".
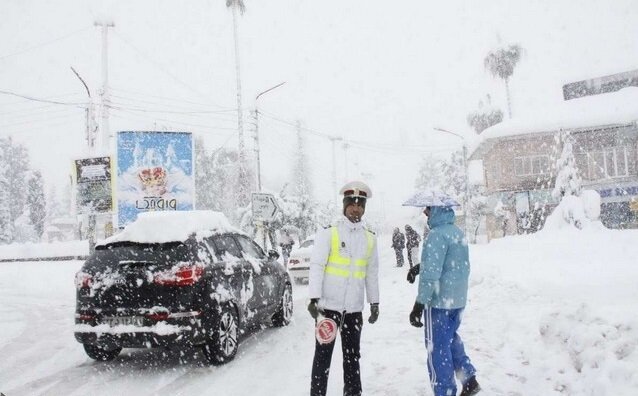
[
  {"xmin": 226, "ymin": 0, "xmax": 249, "ymax": 205},
  {"xmin": 484, "ymin": 44, "xmax": 522, "ymax": 119}
]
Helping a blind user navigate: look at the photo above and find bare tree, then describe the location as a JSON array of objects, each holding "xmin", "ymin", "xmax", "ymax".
[{"xmin": 484, "ymin": 44, "xmax": 522, "ymax": 118}]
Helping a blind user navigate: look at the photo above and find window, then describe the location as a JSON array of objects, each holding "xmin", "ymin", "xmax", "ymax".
[
  {"xmin": 514, "ymin": 155, "xmax": 550, "ymax": 176},
  {"xmin": 579, "ymin": 147, "xmax": 629, "ymax": 180},
  {"xmin": 211, "ymin": 235, "xmax": 242, "ymax": 259},
  {"xmin": 236, "ymin": 235, "xmax": 266, "ymax": 259},
  {"xmin": 300, "ymin": 239, "xmax": 314, "ymax": 248}
]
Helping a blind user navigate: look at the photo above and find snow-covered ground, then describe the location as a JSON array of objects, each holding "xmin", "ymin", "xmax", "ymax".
[{"xmin": 1, "ymin": 227, "xmax": 637, "ymax": 395}]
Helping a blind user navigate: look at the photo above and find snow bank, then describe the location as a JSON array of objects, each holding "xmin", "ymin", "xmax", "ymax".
[{"xmin": 0, "ymin": 240, "xmax": 88, "ymax": 260}]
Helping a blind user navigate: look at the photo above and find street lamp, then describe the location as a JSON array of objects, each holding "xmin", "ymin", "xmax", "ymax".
[
  {"xmin": 254, "ymin": 82, "xmax": 286, "ymax": 191},
  {"xmin": 71, "ymin": 66, "xmax": 98, "ymax": 253},
  {"xmin": 433, "ymin": 127, "xmax": 470, "ymax": 238}
]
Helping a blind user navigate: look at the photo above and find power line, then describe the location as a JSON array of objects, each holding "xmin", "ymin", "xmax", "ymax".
[
  {"xmin": 109, "ymin": 109, "xmax": 238, "ymax": 133},
  {"xmin": 0, "ymin": 110, "xmax": 83, "ymax": 128},
  {"xmin": 0, "ymin": 26, "xmax": 92, "ymax": 60},
  {"xmin": 110, "ymin": 86, "xmax": 234, "ymax": 110},
  {"xmin": 111, "ymin": 31, "xmax": 233, "ymax": 111},
  {"xmin": 0, "ymin": 89, "xmax": 87, "ymax": 107},
  {"xmin": 107, "ymin": 99, "xmax": 238, "ymax": 119}
]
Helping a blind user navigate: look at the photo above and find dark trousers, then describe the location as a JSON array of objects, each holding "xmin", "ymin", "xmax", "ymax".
[
  {"xmin": 393, "ymin": 248, "xmax": 404, "ymax": 267},
  {"xmin": 311, "ymin": 310, "xmax": 363, "ymax": 396}
]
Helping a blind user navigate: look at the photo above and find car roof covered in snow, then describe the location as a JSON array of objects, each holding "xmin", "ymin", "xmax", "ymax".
[{"xmin": 98, "ymin": 210, "xmax": 243, "ymax": 246}]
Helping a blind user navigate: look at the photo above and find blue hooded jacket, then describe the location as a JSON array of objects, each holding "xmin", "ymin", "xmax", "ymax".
[{"xmin": 416, "ymin": 206, "xmax": 470, "ymax": 309}]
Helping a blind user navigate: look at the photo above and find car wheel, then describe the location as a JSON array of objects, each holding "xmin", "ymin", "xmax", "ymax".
[
  {"xmin": 272, "ymin": 283, "xmax": 293, "ymax": 327},
  {"xmin": 203, "ymin": 303, "xmax": 239, "ymax": 365},
  {"xmin": 83, "ymin": 344, "xmax": 122, "ymax": 361}
]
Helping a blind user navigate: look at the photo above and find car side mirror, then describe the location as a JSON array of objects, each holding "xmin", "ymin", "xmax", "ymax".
[{"xmin": 268, "ymin": 249, "xmax": 280, "ymax": 260}]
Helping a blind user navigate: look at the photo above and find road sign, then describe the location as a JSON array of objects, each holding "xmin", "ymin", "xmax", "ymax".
[{"xmin": 252, "ymin": 193, "xmax": 279, "ymax": 222}]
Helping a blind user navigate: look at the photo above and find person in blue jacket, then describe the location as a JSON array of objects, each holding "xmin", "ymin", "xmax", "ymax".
[{"xmin": 407, "ymin": 205, "xmax": 480, "ymax": 396}]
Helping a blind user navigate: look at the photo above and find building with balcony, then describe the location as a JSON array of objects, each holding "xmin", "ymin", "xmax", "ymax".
[{"xmin": 469, "ymin": 87, "xmax": 638, "ymax": 239}]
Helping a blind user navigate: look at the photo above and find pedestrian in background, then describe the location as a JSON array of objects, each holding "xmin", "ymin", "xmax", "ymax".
[
  {"xmin": 391, "ymin": 227, "xmax": 405, "ymax": 267},
  {"xmin": 404, "ymin": 224, "xmax": 421, "ymax": 268},
  {"xmin": 279, "ymin": 229, "xmax": 295, "ymax": 267}
]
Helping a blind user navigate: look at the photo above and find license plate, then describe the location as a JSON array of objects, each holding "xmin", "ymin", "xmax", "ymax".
[{"xmin": 104, "ymin": 316, "xmax": 144, "ymax": 327}]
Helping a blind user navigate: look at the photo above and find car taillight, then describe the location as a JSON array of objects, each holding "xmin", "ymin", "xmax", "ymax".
[
  {"xmin": 75, "ymin": 272, "xmax": 93, "ymax": 289},
  {"xmin": 153, "ymin": 263, "xmax": 204, "ymax": 286},
  {"xmin": 289, "ymin": 259, "xmax": 300, "ymax": 266},
  {"xmin": 146, "ymin": 312, "xmax": 169, "ymax": 321}
]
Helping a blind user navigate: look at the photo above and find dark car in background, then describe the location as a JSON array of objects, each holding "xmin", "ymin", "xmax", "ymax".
[{"xmin": 74, "ymin": 211, "xmax": 293, "ymax": 365}]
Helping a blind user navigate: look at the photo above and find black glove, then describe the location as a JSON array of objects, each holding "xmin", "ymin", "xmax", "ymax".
[
  {"xmin": 409, "ymin": 302, "xmax": 424, "ymax": 328},
  {"xmin": 368, "ymin": 303, "xmax": 379, "ymax": 324},
  {"xmin": 307, "ymin": 298, "xmax": 320, "ymax": 319},
  {"xmin": 407, "ymin": 264, "xmax": 420, "ymax": 284}
]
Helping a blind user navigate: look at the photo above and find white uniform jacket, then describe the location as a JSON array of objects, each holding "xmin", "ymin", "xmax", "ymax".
[{"xmin": 309, "ymin": 216, "xmax": 380, "ymax": 313}]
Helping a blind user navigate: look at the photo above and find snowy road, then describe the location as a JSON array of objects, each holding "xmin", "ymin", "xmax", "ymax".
[{"xmin": 1, "ymin": 229, "xmax": 637, "ymax": 395}]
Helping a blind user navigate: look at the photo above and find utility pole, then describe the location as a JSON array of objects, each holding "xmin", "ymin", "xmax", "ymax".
[
  {"xmin": 343, "ymin": 141, "xmax": 350, "ymax": 181},
  {"xmin": 254, "ymin": 82, "xmax": 286, "ymax": 191},
  {"xmin": 71, "ymin": 67, "xmax": 97, "ymax": 153},
  {"xmin": 433, "ymin": 127, "xmax": 471, "ymax": 239},
  {"xmin": 328, "ymin": 136, "xmax": 343, "ymax": 194},
  {"xmin": 228, "ymin": 1, "xmax": 248, "ymax": 205},
  {"xmin": 94, "ymin": 20, "xmax": 114, "ymax": 154},
  {"xmin": 71, "ymin": 66, "xmax": 98, "ymax": 252}
]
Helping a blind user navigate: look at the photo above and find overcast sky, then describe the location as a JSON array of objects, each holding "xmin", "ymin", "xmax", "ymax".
[{"xmin": 1, "ymin": 0, "xmax": 638, "ymax": 223}]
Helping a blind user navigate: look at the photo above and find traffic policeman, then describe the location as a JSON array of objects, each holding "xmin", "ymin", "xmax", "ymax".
[{"xmin": 308, "ymin": 181, "xmax": 380, "ymax": 396}]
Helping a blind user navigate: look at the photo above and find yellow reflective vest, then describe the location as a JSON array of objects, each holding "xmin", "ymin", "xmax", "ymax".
[{"xmin": 309, "ymin": 218, "xmax": 380, "ymax": 313}]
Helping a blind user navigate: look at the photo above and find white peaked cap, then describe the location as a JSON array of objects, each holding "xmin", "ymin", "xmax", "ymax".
[{"xmin": 339, "ymin": 181, "xmax": 372, "ymax": 199}]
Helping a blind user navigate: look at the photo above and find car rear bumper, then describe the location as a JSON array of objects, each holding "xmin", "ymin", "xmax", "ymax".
[
  {"xmin": 288, "ymin": 267, "xmax": 309, "ymax": 279},
  {"xmin": 74, "ymin": 313, "xmax": 207, "ymax": 348}
]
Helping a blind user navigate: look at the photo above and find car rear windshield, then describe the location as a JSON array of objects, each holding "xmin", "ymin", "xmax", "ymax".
[
  {"xmin": 300, "ymin": 239, "xmax": 314, "ymax": 248},
  {"xmin": 87, "ymin": 242, "xmax": 193, "ymax": 270}
]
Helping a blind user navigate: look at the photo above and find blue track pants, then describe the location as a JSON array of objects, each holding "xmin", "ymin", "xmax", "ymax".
[{"xmin": 423, "ymin": 307, "xmax": 476, "ymax": 396}]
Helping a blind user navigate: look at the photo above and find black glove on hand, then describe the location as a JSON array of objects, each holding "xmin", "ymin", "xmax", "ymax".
[
  {"xmin": 407, "ymin": 264, "xmax": 420, "ymax": 284},
  {"xmin": 368, "ymin": 303, "xmax": 379, "ymax": 324},
  {"xmin": 308, "ymin": 298, "xmax": 320, "ymax": 319},
  {"xmin": 409, "ymin": 302, "xmax": 424, "ymax": 328}
]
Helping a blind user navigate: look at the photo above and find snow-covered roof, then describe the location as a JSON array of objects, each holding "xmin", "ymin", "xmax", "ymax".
[
  {"xmin": 99, "ymin": 210, "xmax": 239, "ymax": 246},
  {"xmin": 469, "ymin": 87, "xmax": 638, "ymax": 158}
]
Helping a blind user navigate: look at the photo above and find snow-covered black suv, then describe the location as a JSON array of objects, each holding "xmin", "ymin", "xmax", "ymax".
[{"xmin": 74, "ymin": 211, "xmax": 293, "ymax": 365}]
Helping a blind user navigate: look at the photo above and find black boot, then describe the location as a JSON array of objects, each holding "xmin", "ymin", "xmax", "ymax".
[{"xmin": 459, "ymin": 376, "xmax": 480, "ymax": 396}]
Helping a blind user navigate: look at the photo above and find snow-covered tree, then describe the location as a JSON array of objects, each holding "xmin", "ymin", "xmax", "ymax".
[
  {"xmin": 194, "ymin": 138, "xmax": 217, "ymax": 211},
  {"xmin": 493, "ymin": 199, "xmax": 509, "ymax": 237},
  {"xmin": 0, "ymin": 137, "xmax": 30, "ymax": 242},
  {"xmin": 292, "ymin": 120, "xmax": 312, "ymax": 199},
  {"xmin": 484, "ymin": 43, "xmax": 523, "ymax": 118},
  {"xmin": 0, "ymin": 163, "xmax": 11, "ymax": 244},
  {"xmin": 552, "ymin": 132, "xmax": 582, "ymax": 200},
  {"xmin": 467, "ymin": 187, "xmax": 488, "ymax": 242},
  {"xmin": 545, "ymin": 131, "xmax": 591, "ymax": 230},
  {"xmin": 415, "ymin": 155, "xmax": 445, "ymax": 191},
  {"xmin": 440, "ymin": 149, "xmax": 467, "ymax": 203},
  {"xmin": 27, "ymin": 170, "xmax": 46, "ymax": 240},
  {"xmin": 415, "ymin": 151, "xmax": 467, "ymax": 209},
  {"xmin": 467, "ymin": 95, "xmax": 504, "ymax": 134}
]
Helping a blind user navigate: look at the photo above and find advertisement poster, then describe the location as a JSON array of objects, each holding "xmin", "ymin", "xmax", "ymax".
[
  {"xmin": 74, "ymin": 156, "xmax": 112, "ymax": 213},
  {"xmin": 117, "ymin": 131, "xmax": 194, "ymax": 227}
]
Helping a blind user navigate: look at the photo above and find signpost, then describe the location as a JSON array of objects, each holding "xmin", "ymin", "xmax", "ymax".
[
  {"xmin": 252, "ymin": 193, "xmax": 280, "ymax": 250},
  {"xmin": 252, "ymin": 193, "xmax": 279, "ymax": 222}
]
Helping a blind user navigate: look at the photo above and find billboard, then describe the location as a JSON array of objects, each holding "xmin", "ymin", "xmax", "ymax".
[
  {"xmin": 116, "ymin": 131, "xmax": 194, "ymax": 227},
  {"xmin": 74, "ymin": 156, "xmax": 113, "ymax": 213}
]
